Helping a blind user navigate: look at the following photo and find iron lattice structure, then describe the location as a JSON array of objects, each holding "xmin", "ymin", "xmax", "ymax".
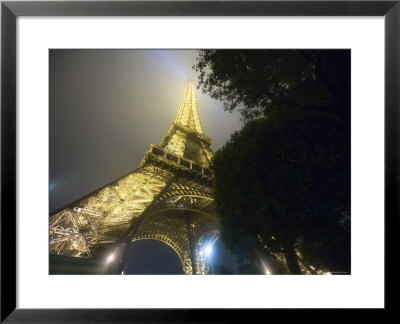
[{"xmin": 50, "ymin": 83, "xmax": 219, "ymax": 274}]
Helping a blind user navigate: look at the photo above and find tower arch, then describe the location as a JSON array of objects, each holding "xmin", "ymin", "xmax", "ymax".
[{"xmin": 124, "ymin": 238, "xmax": 184, "ymax": 274}]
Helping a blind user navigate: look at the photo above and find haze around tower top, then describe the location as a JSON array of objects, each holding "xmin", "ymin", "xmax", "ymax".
[
  {"xmin": 50, "ymin": 49, "xmax": 243, "ymax": 213},
  {"xmin": 154, "ymin": 50, "xmax": 189, "ymax": 80}
]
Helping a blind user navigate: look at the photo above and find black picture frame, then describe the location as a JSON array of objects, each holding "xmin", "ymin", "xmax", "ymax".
[{"xmin": 1, "ymin": 0, "xmax": 398, "ymax": 322}]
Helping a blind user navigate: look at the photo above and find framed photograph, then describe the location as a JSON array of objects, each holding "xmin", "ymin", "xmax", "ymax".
[{"xmin": 1, "ymin": 0, "xmax": 398, "ymax": 321}]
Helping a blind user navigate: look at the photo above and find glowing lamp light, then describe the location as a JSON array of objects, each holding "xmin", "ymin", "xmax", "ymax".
[
  {"xmin": 204, "ymin": 245, "xmax": 212, "ymax": 256},
  {"xmin": 106, "ymin": 253, "xmax": 115, "ymax": 263},
  {"xmin": 260, "ymin": 258, "xmax": 271, "ymax": 275}
]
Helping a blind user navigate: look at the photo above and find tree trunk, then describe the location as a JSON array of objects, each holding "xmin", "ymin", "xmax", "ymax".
[{"xmin": 283, "ymin": 244, "xmax": 302, "ymax": 274}]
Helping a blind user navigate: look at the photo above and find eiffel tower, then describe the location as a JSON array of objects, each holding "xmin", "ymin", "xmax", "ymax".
[{"xmin": 49, "ymin": 82, "xmax": 219, "ymax": 275}]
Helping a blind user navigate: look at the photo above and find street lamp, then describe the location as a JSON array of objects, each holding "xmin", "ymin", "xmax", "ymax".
[
  {"xmin": 205, "ymin": 244, "xmax": 212, "ymax": 257},
  {"xmin": 106, "ymin": 253, "xmax": 115, "ymax": 263},
  {"xmin": 203, "ymin": 244, "xmax": 213, "ymax": 274}
]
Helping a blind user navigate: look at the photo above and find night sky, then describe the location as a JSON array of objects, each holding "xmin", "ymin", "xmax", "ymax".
[{"xmin": 50, "ymin": 49, "xmax": 243, "ymax": 274}]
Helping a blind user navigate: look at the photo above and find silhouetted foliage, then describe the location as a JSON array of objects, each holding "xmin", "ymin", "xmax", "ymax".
[
  {"xmin": 195, "ymin": 49, "xmax": 351, "ymax": 274},
  {"xmin": 194, "ymin": 50, "xmax": 350, "ymax": 124},
  {"xmin": 211, "ymin": 116, "xmax": 350, "ymax": 274}
]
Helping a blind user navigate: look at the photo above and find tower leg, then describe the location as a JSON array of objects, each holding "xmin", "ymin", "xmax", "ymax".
[
  {"xmin": 106, "ymin": 217, "xmax": 143, "ymax": 274},
  {"xmin": 186, "ymin": 214, "xmax": 197, "ymax": 275},
  {"xmin": 107, "ymin": 177, "xmax": 179, "ymax": 274}
]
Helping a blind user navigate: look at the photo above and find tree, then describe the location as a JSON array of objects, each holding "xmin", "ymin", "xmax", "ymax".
[
  {"xmin": 195, "ymin": 49, "xmax": 351, "ymax": 274},
  {"xmin": 194, "ymin": 50, "xmax": 350, "ymax": 124},
  {"xmin": 211, "ymin": 115, "xmax": 350, "ymax": 274}
]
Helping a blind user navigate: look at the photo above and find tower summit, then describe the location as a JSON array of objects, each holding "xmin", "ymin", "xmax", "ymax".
[
  {"xmin": 160, "ymin": 82, "xmax": 213, "ymax": 167},
  {"xmin": 175, "ymin": 82, "xmax": 203, "ymax": 134},
  {"xmin": 50, "ymin": 82, "xmax": 219, "ymax": 275}
]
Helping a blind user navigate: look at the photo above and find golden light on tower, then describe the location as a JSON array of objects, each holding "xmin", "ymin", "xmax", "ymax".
[{"xmin": 49, "ymin": 82, "xmax": 219, "ymax": 275}]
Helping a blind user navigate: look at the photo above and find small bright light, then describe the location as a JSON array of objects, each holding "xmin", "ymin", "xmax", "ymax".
[
  {"xmin": 263, "ymin": 263, "xmax": 271, "ymax": 275},
  {"xmin": 205, "ymin": 245, "xmax": 212, "ymax": 256},
  {"xmin": 260, "ymin": 258, "xmax": 271, "ymax": 275},
  {"xmin": 106, "ymin": 253, "xmax": 115, "ymax": 263},
  {"xmin": 121, "ymin": 271, "xmax": 124, "ymax": 275}
]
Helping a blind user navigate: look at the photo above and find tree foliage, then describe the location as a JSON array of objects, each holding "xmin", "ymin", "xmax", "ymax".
[
  {"xmin": 212, "ymin": 116, "xmax": 350, "ymax": 274},
  {"xmin": 195, "ymin": 49, "xmax": 351, "ymax": 274},
  {"xmin": 194, "ymin": 50, "xmax": 350, "ymax": 124}
]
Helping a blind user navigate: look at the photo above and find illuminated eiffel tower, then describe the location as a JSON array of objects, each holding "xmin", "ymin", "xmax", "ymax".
[{"xmin": 49, "ymin": 82, "xmax": 219, "ymax": 275}]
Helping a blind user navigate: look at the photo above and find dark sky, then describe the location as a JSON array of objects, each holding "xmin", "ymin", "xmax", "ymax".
[
  {"xmin": 123, "ymin": 240, "xmax": 184, "ymax": 275},
  {"xmin": 50, "ymin": 49, "xmax": 243, "ymax": 274}
]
